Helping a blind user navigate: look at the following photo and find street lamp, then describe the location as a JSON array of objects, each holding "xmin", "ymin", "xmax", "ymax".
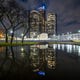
[
  {"xmin": 78, "ymin": 30, "xmax": 80, "ymax": 33},
  {"xmin": 10, "ymin": 30, "xmax": 13, "ymax": 34},
  {"xmin": 9, "ymin": 30, "xmax": 13, "ymax": 41},
  {"xmin": 21, "ymin": 33, "xmax": 24, "ymax": 37}
]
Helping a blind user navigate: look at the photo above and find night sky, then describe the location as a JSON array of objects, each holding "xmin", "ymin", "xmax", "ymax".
[
  {"xmin": 16, "ymin": 0, "xmax": 80, "ymax": 34},
  {"xmin": 0, "ymin": 0, "xmax": 80, "ymax": 34}
]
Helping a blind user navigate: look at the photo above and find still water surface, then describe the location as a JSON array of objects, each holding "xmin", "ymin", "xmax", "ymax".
[{"xmin": 0, "ymin": 44, "xmax": 80, "ymax": 79}]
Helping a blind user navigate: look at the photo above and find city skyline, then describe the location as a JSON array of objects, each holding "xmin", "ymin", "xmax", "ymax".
[{"xmin": 16, "ymin": 0, "xmax": 80, "ymax": 34}]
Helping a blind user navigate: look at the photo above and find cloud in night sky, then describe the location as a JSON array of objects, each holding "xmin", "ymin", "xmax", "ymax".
[
  {"xmin": 64, "ymin": 20, "xmax": 79, "ymax": 26},
  {"xmin": 16, "ymin": 0, "xmax": 80, "ymax": 34}
]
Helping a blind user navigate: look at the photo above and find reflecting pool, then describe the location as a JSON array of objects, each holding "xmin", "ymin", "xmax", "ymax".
[{"xmin": 0, "ymin": 44, "xmax": 80, "ymax": 79}]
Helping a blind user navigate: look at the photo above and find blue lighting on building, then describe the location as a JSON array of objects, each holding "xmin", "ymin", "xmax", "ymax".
[
  {"xmin": 42, "ymin": 5, "xmax": 45, "ymax": 10},
  {"xmin": 42, "ymin": 3, "xmax": 46, "ymax": 10},
  {"xmin": 37, "ymin": 2, "xmax": 47, "ymax": 10},
  {"xmin": 37, "ymin": 71, "xmax": 45, "ymax": 76}
]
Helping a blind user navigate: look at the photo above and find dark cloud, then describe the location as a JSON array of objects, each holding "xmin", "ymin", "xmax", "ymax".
[
  {"xmin": 20, "ymin": 0, "xmax": 28, "ymax": 2},
  {"xmin": 64, "ymin": 20, "xmax": 79, "ymax": 26},
  {"xmin": 73, "ymin": 0, "xmax": 80, "ymax": 8}
]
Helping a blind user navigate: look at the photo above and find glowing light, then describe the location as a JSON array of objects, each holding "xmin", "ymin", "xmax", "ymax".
[
  {"xmin": 21, "ymin": 48, "xmax": 24, "ymax": 51},
  {"xmin": 78, "ymin": 46, "xmax": 80, "ymax": 56},
  {"xmin": 78, "ymin": 30, "xmax": 80, "ymax": 33},
  {"xmin": 66, "ymin": 44, "xmax": 72, "ymax": 53},
  {"xmin": 53, "ymin": 44, "xmax": 57, "ymax": 50},
  {"xmin": 61, "ymin": 44, "xmax": 65, "ymax": 51},
  {"xmin": 21, "ymin": 33, "xmax": 24, "ymax": 36},
  {"xmin": 37, "ymin": 71, "xmax": 45, "ymax": 76},
  {"xmin": 10, "ymin": 30, "xmax": 13, "ymax": 34},
  {"xmin": 42, "ymin": 5, "xmax": 45, "ymax": 9},
  {"xmin": 38, "ymin": 4, "xmax": 46, "ymax": 10},
  {"xmin": 0, "ymin": 34, "xmax": 4, "ymax": 38},
  {"xmin": 57, "ymin": 44, "xmax": 60, "ymax": 50}
]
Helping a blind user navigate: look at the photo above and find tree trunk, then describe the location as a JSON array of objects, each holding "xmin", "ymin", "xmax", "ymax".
[
  {"xmin": 0, "ymin": 20, "xmax": 8, "ymax": 43},
  {"xmin": 21, "ymin": 27, "xmax": 30, "ymax": 43},
  {"xmin": 22, "ymin": 36, "xmax": 24, "ymax": 43},
  {"xmin": 10, "ymin": 46, "xmax": 15, "ymax": 61},
  {"xmin": 21, "ymin": 10, "xmax": 30, "ymax": 43},
  {"xmin": 10, "ymin": 29, "xmax": 14, "ymax": 44},
  {"xmin": 5, "ymin": 30, "xmax": 8, "ymax": 43}
]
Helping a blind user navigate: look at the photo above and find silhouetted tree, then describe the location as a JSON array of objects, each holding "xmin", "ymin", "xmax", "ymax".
[
  {"xmin": 0, "ymin": 0, "xmax": 9, "ymax": 43},
  {"xmin": 22, "ymin": 10, "xmax": 31, "ymax": 43},
  {"xmin": 0, "ymin": 0, "xmax": 28, "ymax": 43}
]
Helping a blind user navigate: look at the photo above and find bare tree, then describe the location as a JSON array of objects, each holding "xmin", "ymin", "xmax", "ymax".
[
  {"xmin": 0, "ymin": 0, "xmax": 28, "ymax": 43},
  {"xmin": 0, "ymin": 0, "xmax": 9, "ymax": 43},
  {"xmin": 21, "ymin": 10, "xmax": 31, "ymax": 43}
]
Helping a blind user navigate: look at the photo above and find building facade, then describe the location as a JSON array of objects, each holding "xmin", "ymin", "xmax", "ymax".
[
  {"xmin": 29, "ymin": 9, "xmax": 56, "ymax": 38},
  {"xmin": 29, "ymin": 10, "xmax": 40, "ymax": 38},
  {"xmin": 46, "ymin": 13, "xmax": 56, "ymax": 37}
]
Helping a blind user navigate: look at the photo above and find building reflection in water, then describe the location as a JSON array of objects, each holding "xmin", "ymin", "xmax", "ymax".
[
  {"xmin": 29, "ymin": 44, "xmax": 56, "ymax": 73},
  {"xmin": 46, "ymin": 45, "xmax": 56, "ymax": 69},
  {"xmin": 0, "ymin": 44, "xmax": 80, "ymax": 78}
]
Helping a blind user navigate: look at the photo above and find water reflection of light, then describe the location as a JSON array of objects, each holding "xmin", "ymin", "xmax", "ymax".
[
  {"xmin": 0, "ymin": 47, "xmax": 5, "ymax": 53},
  {"xmin": 66, "ymin": 44, "xmax": 72, "ymax": 53},
  {"xmin": 30, "ymin": 47, "xmax": 38, "ymax": 55},
  {"xmin": 72, "ymin": 45, "xmax": 79, "ymax": 53},
  {"xmin": 37, "ymin": 71, "xmax": 45, "ymax": 76},
  {"xmin": 47, "ymin": 49, "xmax": 56, "ymax": 69},
  {"xmin": 20, "ymin": 47, "xmax": 25, "ymax": 57},
  {"xmin": 61, "ymin": 44, "xmax": 65, "ymax": 51},
  {"xmin": 53, "ymin": 44, "xmax": 57, "ymax": 50},
  {"xmin": 57, "ymin": 44, "xmax": 80, "ymax": 55},
  {"xmin": 33, "ymin": 48, "xmax": 36, "ymax": 52},
  {"xmin": 30, "ymin": 46, "xmax": 39, "ymax": 69},
  {"xmin": 78, "ymin": 46, "xmax": 80, "ymax": 56},
  {"xmin": 36, "ymin": 44, "xmax": 48, "ymax": 49},
  {"xmin": 57, "ymin": 44, "xmax": 60, "ymax": 50},
  {"xmin": 21, "ymin": 48, "xmax": 24, "ymax": 51},
  {"xmin": 47, "ymin": 60, "xmax": 56, "ymax": 69},
  {"xmin": 30, "ymin": 45, "xmax": 56, "ymax": 71},
  {"xmin": 33, "ymin": 69, "xmax": 39, "ymax": 72},
  {"xmin": 73, "ymin": 45, "xmax": 76, "ymax": 52},
  {"xmin": 21, "ymin": 52, "xmax": 24, "ymax": 57}
]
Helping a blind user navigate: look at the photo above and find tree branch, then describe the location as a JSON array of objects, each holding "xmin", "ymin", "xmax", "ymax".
[
  {"xmin": 0, "ymin": 20, "xmax": 7, "ymax": 30},
  {"xmin": 7, "ymin": 21, "xmax": 23, "ymax": 30},
  {"xmin": 6, "ymin": 13, "xmax": 13, "ymax": 25}
]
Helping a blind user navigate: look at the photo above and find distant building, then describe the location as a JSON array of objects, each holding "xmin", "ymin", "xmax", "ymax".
[
  {"xmin": 38, "ymin": 6, "xmax": 46, "ymax": 33},
  {"xmin": 30, "ymin": 10, "xmax": 40, "ymax": 38},
  {"xmin": 37, "ymin": 33, "xmax": 48, "ymax": 40},
  {"xmin": 46, "ymin": 13, "xmax": 56, "ymax": 37},
  {"xmin": 29, "ymin": 9, "xmax": 56, "ymax": 38}
]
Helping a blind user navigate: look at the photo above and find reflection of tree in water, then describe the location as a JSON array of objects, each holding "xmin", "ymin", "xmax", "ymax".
[
  {"xmin": 29, "ymin": 44, "xmax": 56, "ymax": 73},
  {"xmin": 0, "ymin": 45, "xmax": 56, "ymax": 79},
  {"xmin": 0, "ymin": 47, "xmax": 29, "ymax": 78},
  {"xmin": 0, "ymin": 46, "xmax": 17, "ymax": 78}
]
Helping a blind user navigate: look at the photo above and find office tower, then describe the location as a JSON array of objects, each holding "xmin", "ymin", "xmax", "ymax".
[
  {"xmin": 29, "ymin": 10, "xmax": 40, "ymax": 38},
  {"xmin": 46, "ymin": 13, "xmax": 56, "ymax": 37},
  {"xmin": 38, "ymin": 6, "xmax": 46, "ymax": 33},
  {"xmin": 29, "ymin": 9, "xmax": 56, "ymax": 38}
]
